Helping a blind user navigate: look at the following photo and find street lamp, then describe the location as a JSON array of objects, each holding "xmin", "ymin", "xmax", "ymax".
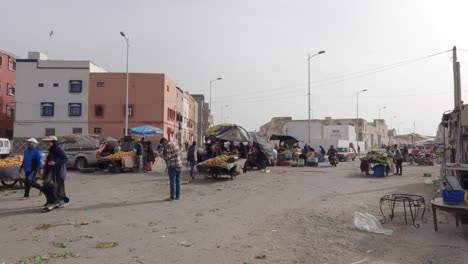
[
  {"xmin": 307, "ymin": 50, "xmax": 326, "ymax": 145},
  {"xmin": 120, "ymin": 31, "xmax": 130, "ymax": 136},
  {"xmin": 221, "ymin": 105, "xmax": 229, "ymax": 123},
  {"xmin": 356, "ymin": 89, "xmax": 368, "ymax": 148},
  {"xmin": 209, "ymin": 77, "xmax": 222, "ymax": 112},
  {"xmin": 378, "ymin": 106, "xmax": 387, "ymax": 120}
]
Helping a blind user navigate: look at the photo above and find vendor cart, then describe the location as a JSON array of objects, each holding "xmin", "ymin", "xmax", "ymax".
[
  {"xmin": 101, "ymin": 156, "xmax": 138, "ymax": 173},
  {"xmin": 359, "ymin": 158, "xmax": 391, "ymax": 176},
  {"xmin": 0, "ymin": 166, "xmax": 23, "ymax": 187},
  {"xmin": 197, "ymin": 160, "xmax": 245, "ymax": 180}
]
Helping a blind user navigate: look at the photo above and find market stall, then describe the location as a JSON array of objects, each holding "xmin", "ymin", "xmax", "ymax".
[
  {"xmin": 0, "ymin": 156, "xmax": 24, "ymax": 187},
  {"xmin": 360, "ymin": 151, "xmax": 393, "ymax": 176},
  {"xmin": 100, "ymin": 151, "xmax": 137, "ymax": 173},
  {"xmin": 197, "ymin": 155, "xmax": 245, "ymax": 180}
]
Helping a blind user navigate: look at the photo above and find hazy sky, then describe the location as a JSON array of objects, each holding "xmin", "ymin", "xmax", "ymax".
[{"xmin": 2, "ymin": 0, "xmax": 468, "ymax": 135}]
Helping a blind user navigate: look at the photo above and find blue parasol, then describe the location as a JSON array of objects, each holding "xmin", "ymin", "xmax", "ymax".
[{"xmin": 129, "ymin": 125, "xmax": 164, "ymax": 136}]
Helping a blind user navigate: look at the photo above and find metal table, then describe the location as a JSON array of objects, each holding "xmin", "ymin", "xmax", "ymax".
[{"xmin": 379, "ymin": 193, "xmax": 426, "ymax": 228}]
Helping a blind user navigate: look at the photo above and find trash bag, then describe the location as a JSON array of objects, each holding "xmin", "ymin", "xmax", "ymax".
[
  {"xmin": 192, "ymin": 165, "xmax": 198, "ymax": 175},
  {"xmin": 154, "ymin": 157, "xmax": 167, "ymax": 174},
  {"xmin": 353, "ymin": 212, "xmax": 393, "ymax": 235}
]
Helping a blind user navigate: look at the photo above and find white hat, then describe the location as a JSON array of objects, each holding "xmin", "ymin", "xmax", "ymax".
[
  {"xmin": 42, "ymin": 136, "xmax": 58, "ymax": 141},
  {"xmin": 26, "ymin": 138, "xmax": 39, "ymax": 144}
]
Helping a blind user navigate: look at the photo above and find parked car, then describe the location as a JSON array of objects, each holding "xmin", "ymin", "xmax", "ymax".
[
  {"xmin": 43, "ymin": 135, "xmax": 108, "ymax": 170},
  {"xmin": 0, "ymin": 138, "xmax": 12, "ymax": 158},
  {"xmin": 337, "ymin": 147, "xmax": 356, "ymax": 162}
]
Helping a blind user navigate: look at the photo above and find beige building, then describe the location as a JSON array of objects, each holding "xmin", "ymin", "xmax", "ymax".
[{"xmin": 259, "ymin": 116, "xmax": 392, "ymax": 149}]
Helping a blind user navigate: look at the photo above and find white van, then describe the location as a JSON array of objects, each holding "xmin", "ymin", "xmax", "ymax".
[{"xmin": 0, "ymin": 138, "xmax": 12, "ymax": 158}]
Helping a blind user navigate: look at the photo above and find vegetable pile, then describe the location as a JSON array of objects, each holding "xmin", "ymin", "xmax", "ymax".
[{"xmin": 361, "ymin": 151, "xmax": 392, "ymax": 163}]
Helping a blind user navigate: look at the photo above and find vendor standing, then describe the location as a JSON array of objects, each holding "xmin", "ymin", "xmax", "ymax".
[{"xmin": 19, "ymin": 138, "xmax": 43, "ymax": 200}]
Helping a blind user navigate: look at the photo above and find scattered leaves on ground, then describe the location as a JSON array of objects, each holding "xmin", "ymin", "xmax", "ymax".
[
  {"xmin": 255, "ymin": 253, "xmax": 267, "ymax": 259},
  {"xmin": 17, "ymin": 251, "xmax": 78, "ymax": 264},
  {"xmin": 51, "ymin": 241, "xmax": 66, "ymax": 248},
  {"xmin": 96, "ymin": 242, "xmax": 119, "ymax": 249},
  {"xmin": 80, "ymin": 220, "xmax": 89, "ymax": 225},
  {"xmin": 92, "ymin": 220, "xmax": 101, "ymax": 224}
]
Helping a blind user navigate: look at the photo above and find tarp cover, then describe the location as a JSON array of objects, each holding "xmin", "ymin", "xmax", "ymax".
[
  {"xmin": 216, "ymin": 126, "xmax": 252, "ymax": 142},
  {"xmin": 249, "ymin": 133, "xmax": 275, "ymax": 160}
]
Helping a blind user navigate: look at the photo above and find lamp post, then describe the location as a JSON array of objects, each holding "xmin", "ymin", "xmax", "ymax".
[
  {"xmin": 221, "ymin": 105, "xmax": 229, "ymax": 123},
  {"xmin": 209, "ymin": 77, "xmax": 222, "ymax": 112},
  {"xmin": 120, "ymin": 31, "xmax": 130, "ymax": 136},
  {"xmin": 378, "ymin": 106, "xmax": 387, "ymax": 120},
  {"xmin": 356, "ymin": 89, "xmax": 368, "ymax": 148},
  {"xmin": 307, "ymin": 50, "xmax": 325, "ymax": 145}
]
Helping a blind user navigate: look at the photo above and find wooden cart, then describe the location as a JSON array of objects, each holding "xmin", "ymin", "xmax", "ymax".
[{"xmin": 197, "ymin": 161, "xmax": 243, "ymax": 180}]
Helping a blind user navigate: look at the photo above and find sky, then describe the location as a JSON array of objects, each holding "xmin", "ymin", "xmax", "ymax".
[{"xmin": 2, "ymin": 0, "xmax": 468, "ymax": 136}]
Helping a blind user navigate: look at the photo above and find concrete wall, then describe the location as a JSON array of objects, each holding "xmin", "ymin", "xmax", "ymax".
[
  {"xmin": 14, "ymin": 59, "xmax": 91, "ymax": 137},
  {"xmin": 285, "ymin": 121, "xmax": 322, "ymax": 142},
  {"xmin": 323, "ymin": 125, "xmax": 356, "ymax": 141}
]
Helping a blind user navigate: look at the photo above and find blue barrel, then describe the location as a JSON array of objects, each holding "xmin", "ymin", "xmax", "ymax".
[{"xmin": 373, "ymin": 164, "xmax": 385, "ymax": 177}]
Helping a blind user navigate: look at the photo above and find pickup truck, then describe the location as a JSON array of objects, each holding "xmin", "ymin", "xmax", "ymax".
[{"xmin": 337, "ymin": 147, "xmax": 356, "ymax": 162}]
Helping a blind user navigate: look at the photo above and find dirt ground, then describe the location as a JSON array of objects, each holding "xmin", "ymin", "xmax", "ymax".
[{"xmin": 0, "ymin": 160, "xmax": 467, "ymax": 264}]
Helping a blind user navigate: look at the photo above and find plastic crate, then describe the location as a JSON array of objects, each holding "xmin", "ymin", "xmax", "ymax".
[
  {"xmin": 442, "ymin": 189, "xmax": 465, "ymax": 205},
  {"xmin": 373, "ymin": 164, "xmax": 385, "ymax": 177}
]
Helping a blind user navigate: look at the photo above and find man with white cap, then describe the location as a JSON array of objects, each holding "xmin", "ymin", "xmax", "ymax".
[{"xmin": 18, "ymin": 138, "xmax": 43, "ymax": 199}]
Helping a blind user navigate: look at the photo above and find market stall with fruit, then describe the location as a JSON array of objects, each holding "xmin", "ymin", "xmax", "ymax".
[
  {"xmin": 0, "ymin": 156, "xmax": 24, "ymax": 187},
  {"xmin": 360, "ymin": 151, "xmax": 393, "ymax": 176},
  {"xmin": 100, "ymin": 151, "xmax": 137, "ymax": 173},
  {"xmin": 197, "ymin": 154, "xmax": 241, "ymax": 180}
]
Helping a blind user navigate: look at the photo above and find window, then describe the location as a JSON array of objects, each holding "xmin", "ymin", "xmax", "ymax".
[
  {"xmin": 97, "ymin": 82, "xmax": 104, "ymax": 87},
  {"xmin": 0, "ymin": 81, "xmax": 2, "ymax": 93},
  {"xmin": 38, "ymin": 83, "xmax": 44, "ymax": 87},
  {"xmin": 94, "ymin": 127, "xmax": 102, "ymax": 134},
  {"xmin": 68, "ymin": 103, "xmax": 82, "ymax": 117},
  {"xmin": 166, "ymin": 85, "xmax": 169, "ymax": 92},
  {"xmin": 72, "ymin": 128, "xmax": 83, "ymax": 134},
  {"xmin": 332, "ymin": 130, "xmax": 340, "ymax": 134},
  {"xmin": 6, "ymin": 106, "xmax": 14, "ymax": 118},
  {"xmin": 69, "ymin": 80, "xmax": 82, "ymax": 93},
  {"xmin": 45, "ymin": 128, "xmax": 55, "ymax": 136},
  {"xmin": 41, "ymin": 102, "xmax": 54, "ymax": 116},
  {"xmin": 8, "ymin": 58, "xmax": 16, "ymax": 71},
  {"xmin": 128, "ymin": 105, "xmax": 134, "ymax": 117},
  {"xmin": 53, "ymin": 83, "xmax": 59, "ymax": 87},
  {"xmin": 95, "ymin": 105, "xmax": 104, "ymax": 117},
  {"xmin": 7, "ymin": 84, "xmax": 15, "ymax": 96},
  {"xmin": 0, "ymin": 56, "xmax": 2, "ymax": 67}
]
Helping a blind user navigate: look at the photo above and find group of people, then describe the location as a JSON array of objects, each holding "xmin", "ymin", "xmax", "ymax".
[{"xmin": 19, "ymin": 136, "xmax": 69, "ymax": 212}]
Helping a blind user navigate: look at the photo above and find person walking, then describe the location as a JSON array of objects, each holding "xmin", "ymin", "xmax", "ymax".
[
  {"xmin": 134, "ymin": 139, "xmax": 143, "ymax": 173},
  {"xmin": 145, "ymin": 141, "xmax": 156, "ymax": 171},
  {"xmin": 160, "ymin": 137, "xmax": 182, "ymax": 200},
  {"xmin": 187, "ymin": 141, "xmax": 197, "ymax": 179},
  {"xmin": 18, "ymin": 138, "xmax": 43, "ymax": 200},
  {"xmin": 41, "ymin": 136, "xmax": 69, "ymax": 212},
  {"xmin": 393, "ymin": 144, "xmax": 403, "ymax": 175}
]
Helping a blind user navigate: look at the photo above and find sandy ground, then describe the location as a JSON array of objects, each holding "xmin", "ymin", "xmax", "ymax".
[{"xmin": 0, "ymin": 160, "xmax": 467, "ymax": 264}]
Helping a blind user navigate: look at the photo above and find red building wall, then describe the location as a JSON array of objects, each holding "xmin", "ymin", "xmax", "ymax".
[{"xmin": 0, "ymin": 52, "xmax": 16, "ymax": 138}]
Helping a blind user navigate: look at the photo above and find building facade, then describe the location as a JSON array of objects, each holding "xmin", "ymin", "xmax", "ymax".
[
  {"xmin": 0, "ymin": 49, "xmax": 16, "ymax": 138},
  {"xmin": 259, "ymin": 116, "xmax": 390, "ymax": 150},
  {"xmin": 88, "ymin": 73, "xmax": 198, "ymax": 143},
  {"xmin": 14, "ymin": 52, "xmax": 107, "ymax": 138}
]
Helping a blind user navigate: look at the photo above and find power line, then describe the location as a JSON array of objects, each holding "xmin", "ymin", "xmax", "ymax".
[{"xmin": 212, "ymin": 49, "xmax": 452, "ymax": 101}]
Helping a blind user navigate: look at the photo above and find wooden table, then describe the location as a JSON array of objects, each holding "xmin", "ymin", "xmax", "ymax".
[{"xmin": 431, "ymin": 198, "xmax": 468, "ymax": 232}]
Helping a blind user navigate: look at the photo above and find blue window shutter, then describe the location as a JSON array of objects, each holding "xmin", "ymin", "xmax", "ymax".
[
  {"xmin": 69, "ymin": 80, "xmax": 83, "ymax": 93},
  {"xmin": 41, "ymin": 102, "xmax": 54, "ymax": 116},
  {"xmin": 69, "ymin": 103, "xmax": 82, "ymax": 116}
]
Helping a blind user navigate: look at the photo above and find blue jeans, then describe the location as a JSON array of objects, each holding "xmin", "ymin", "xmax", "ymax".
[{"xmin": 168, "ymin": 166, "xmax": 181, "ymax": 198}]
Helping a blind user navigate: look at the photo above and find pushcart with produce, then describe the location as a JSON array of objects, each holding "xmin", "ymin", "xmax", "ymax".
[
  {"xmin": 99, "ymin": 151, "xmax": 137, "ymax": 173},
  {"xmin": 197, "ymin": 155, "xmax": 245, "ymax": 180},
  {"xmin": 360, "ymin": 151, "xmax": 393, "ymax": 176},
  {"xmin": 0, "ymin": 156, "xmax": 24, "ymax": 187}
]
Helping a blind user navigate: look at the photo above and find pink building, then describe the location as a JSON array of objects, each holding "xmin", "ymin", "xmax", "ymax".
[
  {"xmin": 88, "ymin": 73, "xmax": 198, "ymax": 144},
  {"xmin": 0, "ymin": 50, "xmax": 16, "ymax": 138}
]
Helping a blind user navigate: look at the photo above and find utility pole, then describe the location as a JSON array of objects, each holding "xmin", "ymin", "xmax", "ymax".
[{"xmin": 453, "ymin": 46, "xmax": 462, "ymax": 110}]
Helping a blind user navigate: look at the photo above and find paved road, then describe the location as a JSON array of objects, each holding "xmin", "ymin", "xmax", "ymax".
[{"xmin": 0, "ymin": 161, "xmax": 466, "ymax": 264}]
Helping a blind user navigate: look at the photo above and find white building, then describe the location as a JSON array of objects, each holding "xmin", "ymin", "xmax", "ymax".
[
  {"xmin": 284, "ymin": 120, "xmax": 364, "ymax": 150},
  {"xmin": 14, "ymin": 52, "xmax": 107, "ymax": 138}
]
